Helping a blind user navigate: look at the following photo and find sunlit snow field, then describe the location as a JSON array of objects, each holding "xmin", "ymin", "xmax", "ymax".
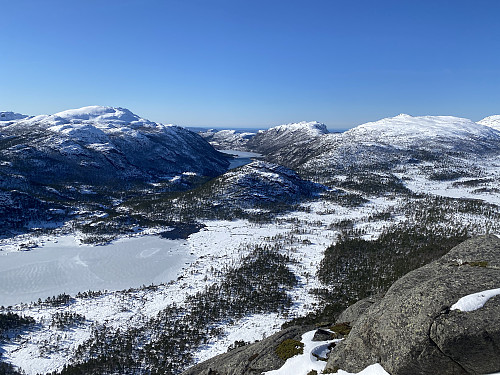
[{"xmin": 0, "ymin": 235, "xmax": 192, "ymax": 306}]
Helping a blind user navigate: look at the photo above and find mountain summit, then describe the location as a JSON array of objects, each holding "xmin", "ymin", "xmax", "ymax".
[
  {"xmin": 478, "ymin": 115, "xmax": 500, "ymax": 131},
  {"xmin": 346, "ymin": 114, "xmax": 500, "ymax": 145},
  {"xmin": 245, "ymin": 120, "xmax": 328, "ymax": 167},
  {"xmin": 0, "ymin": 106, "xmax": 229, "ymax": 186}
]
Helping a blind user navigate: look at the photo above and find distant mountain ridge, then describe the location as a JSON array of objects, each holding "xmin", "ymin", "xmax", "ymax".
[
  {"xmin": 200, "ymin": 114, "xmax": 500, "ymax": 175},
  {"xmin": 199, "ymin": 129, "xmax": 256, "ymax": 151},
  {"xmin": 0, "ymin": 111, "xmax": 28, "ymax": 122},
  {"xmin": 294, "ymin": 114, "xmax": 500, "ymax": 178}
]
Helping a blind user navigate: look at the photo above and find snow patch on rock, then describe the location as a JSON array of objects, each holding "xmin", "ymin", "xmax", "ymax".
[{"xmin": 450, "ymin": 287, "xmax": 500, "ymax": 312}]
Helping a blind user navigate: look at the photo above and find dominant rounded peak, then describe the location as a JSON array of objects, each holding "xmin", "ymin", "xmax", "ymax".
[
  {"xmin": 394, "ymin": 113, "xmax": 412, "ymax": 118},
  {"xmin": 52, "ymin": 106, "xmax": 141, "ymax": 123},
  {"xmin": 348, "ymin": 113, "xmax": 500, "ymax": 141}
]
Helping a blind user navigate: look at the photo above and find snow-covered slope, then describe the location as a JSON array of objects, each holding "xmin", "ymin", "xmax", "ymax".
[
  {"xmin": 0, "ymin": 111, "xmax": 28, "ymax": 122},
  {"xmin": 199, "ymin": 129, "xmax": 256, "ymax": 151},
  {"xmin": 300, "ymin": 114, "xmax": 500, "ymax": 178},
  {"xmin": 179, "ymin": 161, "xmax": 325, "ymax": 210},
  {"xmin": 0, "ymin": 106, "xmax": 229, "ymax": 186},
  {"xmin": 478, "ymin": 115, "xmax": 500, "ymax": 131},
  {"xmin": 264, "ymin": 121, "xmax": 328, "ymax": 137},
  {"xmin": 246, "ymin": 121, "xmax": 329, "ymax": 167},
  {"xmin": 20, "ymin": 106, "xmax": 158, "ymax": 131},
  {"xmin": 346, "ymin": 114, "xmax": 500, "ymax": 146}
]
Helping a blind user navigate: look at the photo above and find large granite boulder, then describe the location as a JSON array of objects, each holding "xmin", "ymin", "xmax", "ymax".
[
  {"xmin": 180, "ymin": 325, "xmax": 312, "ymax": 375},
  {"xmin": 335, "ymin": 293, "xmax": 383, "ymax": 326},
  {"xmin": 325, "ymin": 235, "xmax": 500, "ymax": 374}
]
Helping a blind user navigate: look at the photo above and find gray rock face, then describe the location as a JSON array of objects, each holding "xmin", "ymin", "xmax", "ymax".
[
  {"xmin": 326, "ymin": 235, "xmax": 500, "ymax": 375},
  {"xmin": 335, "ymin": 294, "xmax": 383, "ymax": 326},
  {"xmin": 180, "ymin": 325, "xmax": 311, "ymax": 375}
]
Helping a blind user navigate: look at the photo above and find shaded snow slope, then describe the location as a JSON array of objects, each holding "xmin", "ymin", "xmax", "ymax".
[
  {"xmin": 246, "ymin": 121, "xmax": 329, "ymax": 168},
  {"xmin": 264, "ymin": 330, "xmax": 341, "ymax": 375},
  {"xmin": 0, "ymin": 111, "xmax": 28, "ymax": 122}
]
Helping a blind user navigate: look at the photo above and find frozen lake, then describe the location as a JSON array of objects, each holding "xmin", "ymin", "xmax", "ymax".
[{"xmin": 0, "ymin": 235, "xmax": 193, "ymax": 306}]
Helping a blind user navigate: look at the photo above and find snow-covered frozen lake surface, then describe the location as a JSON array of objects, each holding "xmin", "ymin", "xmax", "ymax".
[{"xmin": 0, "ymin": 235, "xmax": 192, "ymax": 306}]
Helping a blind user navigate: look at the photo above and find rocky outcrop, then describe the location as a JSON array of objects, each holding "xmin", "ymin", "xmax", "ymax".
[
  {"xmin": 180, "ymin": 325, "xmax": 312, "ymax": 375},
  {"xmin": 182, "ymin": 236, "xmax": 500, "ymax": 375},
  {"xmin": 325, "ymin": 235, "xmax": 500, "ymax": 375},
  {"xmin": 190, "ymin": 161, "xmax": 326, "ymax": 209},
  {"xmin": 335, "ymin": 293, "xmax": 383, "ymax": 327}
]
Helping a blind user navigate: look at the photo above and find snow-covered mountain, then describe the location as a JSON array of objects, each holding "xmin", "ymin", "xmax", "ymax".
[
  {"xmin": 299, "ymin": 114, "xmax": 500, "ymax": 178},
  {"xmin": 0, "ymin": 111, "xmax": 28, "ymax": 122},
  {"xmin": 245, "ymin": 121, "xmax": 329, "ymax": 167},
  {"xmin": 345, "ymin": 114, "xmax": 500, "ymax": 147},
  {"xmin": 0, "ymin": 106, "xmax": 231, "ymax": 237},
  {"xmin": 1, "ymin": 109, "xmax": 500, "ymax": 375},
  {"xmin": 478, "ymin": 115, "xmax": 500, "ymax": 131},
  {"xmin": 199, "ymin": 129, "xmax": 256, "ymax": 151},
  {"xmin": 0, "ymin": 106, "xmax": 229, "ymax": 186}
]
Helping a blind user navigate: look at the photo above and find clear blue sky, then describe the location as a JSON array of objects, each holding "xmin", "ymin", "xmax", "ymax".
[{"xmin": 1, "ymin": 0, "xmax": 499, "ymax": 129}]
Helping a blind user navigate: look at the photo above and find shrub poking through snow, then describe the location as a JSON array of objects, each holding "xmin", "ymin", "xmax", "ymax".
[
  {"xmin": 330, "ymin": 322, "xmax": 351, "ymax": 337},
  {"xmin": 275, "ymin": 339, "xmax": 304, "ymax": 360}
]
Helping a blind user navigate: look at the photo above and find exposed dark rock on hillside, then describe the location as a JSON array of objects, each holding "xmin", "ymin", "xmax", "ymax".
[
  {"xmin": 334, "ymin": 293, "xmax": 383, "ymax": 327},
  {"xmin": 245, "ymin": 121, "xmax": 328, "ymax": 168},
  {"xmin": 325, "ymin": 234, "xmax": 500, "ymax": 374}
]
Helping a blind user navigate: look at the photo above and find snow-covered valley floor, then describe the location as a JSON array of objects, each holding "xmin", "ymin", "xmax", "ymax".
[{"xmin": 1, "ymin": 162, "xmax": 499, "ymax": 374}]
